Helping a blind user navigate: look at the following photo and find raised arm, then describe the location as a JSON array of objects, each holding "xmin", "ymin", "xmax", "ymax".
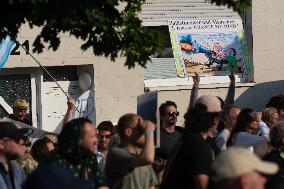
[
  {"xmin": 252, "ymin": 111, "xmax": 270, "ymax": 140},
  {"xmin": 223, "ymin": 70, "xmax": 235, "ymax": 109},
  {"xmin": 63, "ymin": 98, "xmax": 76, "ymax": 125},
  {"xmin": 131, "ymin": 120, "xmax": 156, "ymax": 167},
  {"xmin": 189, "ymin": 73, "xmax": 200, "ymax": 110}
]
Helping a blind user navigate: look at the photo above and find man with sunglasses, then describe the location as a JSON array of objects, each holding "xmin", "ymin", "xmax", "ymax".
[
  {"xmin": 8, "ymin": 99, "xmax": 32, "ymax": 126},
  {"xmin": 0, "ymin": 121, "xmax": 29, "ymax": 189},
  {"xmin": 96, "ymin": 121, "xmax": 113, "ymax": 173},
  {"xmin": 157, "ymin": 101, "xmax": 182, "ymax": 160}
]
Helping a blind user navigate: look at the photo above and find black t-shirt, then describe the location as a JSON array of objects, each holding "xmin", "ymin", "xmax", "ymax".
[
  {"xmin": 206, "ymin": 137, "xmax": 220, "ymax": 157},
  {"xmin": 8, "ymin": 114, "xmax": 32, "ymax": 126},
  {"xmin": 161, "ymin": 132, "xmax": 213, "ymax": 189},
  {"xmin": 156, "ymin": 128, "xmax": 182, "ymax": 160}
]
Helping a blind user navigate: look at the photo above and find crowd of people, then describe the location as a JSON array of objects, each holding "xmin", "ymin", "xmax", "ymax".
[{"xmin": 1, "ymin": 71, "xmax": 284, "ymax": 189}]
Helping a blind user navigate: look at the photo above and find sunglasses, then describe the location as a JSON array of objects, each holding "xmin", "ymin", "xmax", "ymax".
[
  {"xmin": 99, "ymin": 134, "xmax": 112, "ymax": 139},
  {"xmin": 166, "ymin": 111, "xmax": 179, "ymax": 117},
  {"xmin": 16, "ymin": 107, "xmax": 28, "ymax": 111}
]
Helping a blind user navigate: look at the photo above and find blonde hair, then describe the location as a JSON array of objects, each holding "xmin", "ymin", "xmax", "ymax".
[{"xmin": 262, "ymin": 107, "xmax": 277, "ymax": 126}]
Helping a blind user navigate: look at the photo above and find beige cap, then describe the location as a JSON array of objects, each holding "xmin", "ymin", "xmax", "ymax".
[
  {"xmin": 196, "ymin": 95, "xmax": 222, "ymax": 113},
  {"xmin": 13, "ymin": 99, "xmax": 29, "ymax": 109},
  {"xmin": 212, "ymin": 147, "xmax": 278, "ymax": 181}
]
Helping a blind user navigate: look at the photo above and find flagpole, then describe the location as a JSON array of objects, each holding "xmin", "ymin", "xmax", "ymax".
[{"xmin": 16, "ymin": 41, "xmax": 80, "ymax": 113}]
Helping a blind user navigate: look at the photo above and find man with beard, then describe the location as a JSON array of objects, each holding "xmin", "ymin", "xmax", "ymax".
[
  {"xmin": 156, "ymin": 101, "xmax": 182, "ymax": 160},
  {"xmin": 24, "ymin": 118, "xmax": 108, "ymax": 189},
  {"xmin": 105, "ymin": 114, "xmax": 159, "ymax": 189},
  {"xmin": 0, "ymin": 122, "xmax": 29, "ymax": 189},
  {"xmin": 96, "ymin": 121, "xmax": 113, "ymax": 173}
]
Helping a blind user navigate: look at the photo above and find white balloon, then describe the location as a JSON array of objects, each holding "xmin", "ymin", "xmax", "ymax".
[{"xmin": 78, "ymin": 72, "xmax": 92, "ymax": 91}]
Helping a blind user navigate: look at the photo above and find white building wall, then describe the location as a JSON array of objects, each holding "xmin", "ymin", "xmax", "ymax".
[
  {"xmin": 253, "ymin": 0, "xmax": 284, "ymax": 83},
  {"xmin": 93, "ymin": 57, "xmax": 144, "ymax": 125}
]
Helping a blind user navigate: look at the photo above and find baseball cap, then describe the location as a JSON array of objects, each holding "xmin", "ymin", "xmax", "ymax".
[
  {"xmin": 0, "ymin": 122, "xmax": 30, "ymax": 140},
  {"xmin": 13, "ymin": 99, "xmax": 29, "ymax": 109},
  {"xmin": 196, "ymin": 95, "xmax": 222, "ymax": 113},
  {"xmin": 211, "ymin": 147, "xmax": 278, "ymax": 181}
]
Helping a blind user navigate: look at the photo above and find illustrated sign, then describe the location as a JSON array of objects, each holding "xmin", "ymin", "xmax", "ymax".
[{"xmin": 168, "ymin": 19, "xmax": 251, "ymax": 77}]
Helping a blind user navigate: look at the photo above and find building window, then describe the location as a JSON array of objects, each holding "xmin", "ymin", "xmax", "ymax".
[{"xmin": 0, "ymin": 74, "xmax": 32, "ymax": 120}]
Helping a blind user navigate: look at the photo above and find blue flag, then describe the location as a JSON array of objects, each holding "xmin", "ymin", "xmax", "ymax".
[{"xmin": 0, "ymin": 35, "xmax": 14, "ymax": 69}]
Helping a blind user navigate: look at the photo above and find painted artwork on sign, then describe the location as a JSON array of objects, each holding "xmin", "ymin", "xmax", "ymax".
[{"xmin": 168, "ymin": 19, "xmax": 251, "ymax": 77}]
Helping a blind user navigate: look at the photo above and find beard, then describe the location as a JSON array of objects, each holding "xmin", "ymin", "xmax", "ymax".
[
  {"xmin": 134, "ymin": 142, "xmax": 145, "ymax": 149},
  {"xmin": 5, "ymin": 151, "xmax": 20, "ymax": 160},
  {"xmin": 163, "ymin": 118, "xmax": 177, "ymax": 127},
  {"xmin": 98, "ymin": 143, "xmax": 108, "ymax": 151},
  {"xmin": 169, "ymin": 118, "xmax": 177, "ymax": 125}
]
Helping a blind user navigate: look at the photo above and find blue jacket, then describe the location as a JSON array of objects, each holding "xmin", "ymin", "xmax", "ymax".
[{"xmin": 0, "ymin": 160, "xmax": 26, "ymax": 189}]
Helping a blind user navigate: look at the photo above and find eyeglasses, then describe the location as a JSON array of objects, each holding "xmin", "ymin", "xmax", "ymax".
[
  {"xmin": 166, "ymin": 111, "xmax": 179, "ymax": 117},
  {"xmin": 99, "ymin": 134, "xmax": 112, "ymax": 139},
  {"xmin": 16, "ymin": 109, "xmax": 27, "ymax": 113}
]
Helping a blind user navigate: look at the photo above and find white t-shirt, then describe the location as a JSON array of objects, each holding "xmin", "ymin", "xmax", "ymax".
[
  {"xmin": 215, "ymin": 129, "xmax": 230, "ymax": 151},
  {"xmin": 258, "ymin": 121, "xmax": 270, "ymax": 140}
]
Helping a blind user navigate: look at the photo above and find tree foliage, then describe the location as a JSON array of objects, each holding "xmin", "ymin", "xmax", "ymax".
[{"xmin": 0, "ymin": 0, "xmax": 251, "ymax": 68}]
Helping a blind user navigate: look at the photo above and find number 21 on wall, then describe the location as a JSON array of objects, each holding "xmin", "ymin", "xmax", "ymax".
[{"xmin": 10, "ymin": 40, "xmax": 29, "ymax": 55}]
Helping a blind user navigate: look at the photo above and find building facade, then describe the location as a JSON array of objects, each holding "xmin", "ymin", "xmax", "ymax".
[{"xmin": 0, "ymin": 0, "xmax": 283, "ymax": 130}]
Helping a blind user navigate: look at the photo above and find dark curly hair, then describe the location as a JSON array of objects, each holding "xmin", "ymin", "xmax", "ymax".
[{"xmin": 159, "ymin": 101, "xmax": 177, "ymax": 116}]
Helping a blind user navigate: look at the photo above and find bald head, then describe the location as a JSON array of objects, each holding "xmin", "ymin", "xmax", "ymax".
[
  {"xmin": 224, "ymin": 106, "xmax": 241, "ymax": 130},
  {"xmin": 196, "ymin": 95, "xmax": 222, "ymax": 113}
]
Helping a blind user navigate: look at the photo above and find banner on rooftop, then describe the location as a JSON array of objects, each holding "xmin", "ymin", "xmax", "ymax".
[
  {"xmin": 168, "ymin": 19, "xmax": 251, "ymax": 77},
  {"xmin": 0, "ymin": 35, "xmax": 14, "ymax": 69}
]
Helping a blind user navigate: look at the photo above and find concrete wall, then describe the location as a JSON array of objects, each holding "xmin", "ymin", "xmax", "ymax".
[
  {"xmin": 253, "ymin": 0, "xmax": 284, "ymax": 83},
  {"xmin": 93, "ymin": 57, "xmax": 144, "ymax": 125},
  {"xmin": 240, "ymin": 0, "xmax": 284, "ymax": 108}
]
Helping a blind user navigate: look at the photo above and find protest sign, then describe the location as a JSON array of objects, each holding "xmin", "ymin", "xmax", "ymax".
[{"xmin": 168, "ymin": 19, "xmax": 251, "ymax": 77}]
